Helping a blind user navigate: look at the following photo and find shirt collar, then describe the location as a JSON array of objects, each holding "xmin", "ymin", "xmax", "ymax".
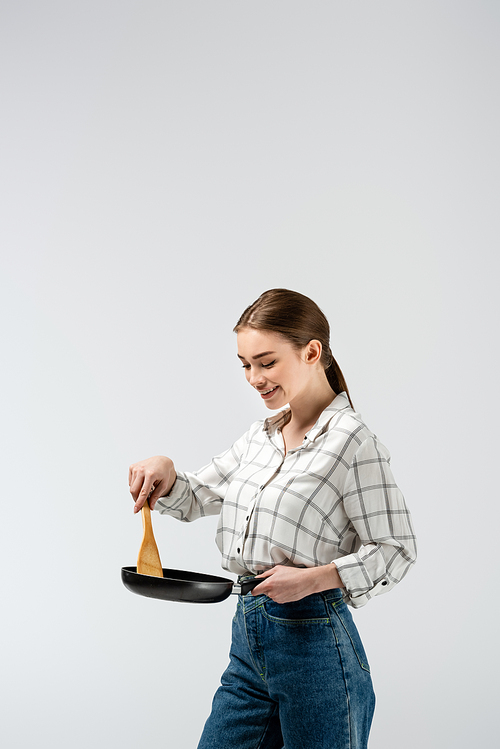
[{"xmin": 263, "ymin": 391, "xmax": 352, "ymax": 441}]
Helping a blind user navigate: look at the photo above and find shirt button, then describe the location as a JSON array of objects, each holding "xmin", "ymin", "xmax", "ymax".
[
  {"xmin": 382, "ymin": 581, "xmax": 388, "ymax": 586},
  {"xmin": 246, "ymin": 516, "xmax": 249, "ymax": 521},
  {"xmin": 237, "ymin": 548, "xmax": 241, "ymax": 554}
]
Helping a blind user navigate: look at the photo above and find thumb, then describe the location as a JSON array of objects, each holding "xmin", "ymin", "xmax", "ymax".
[{"xmin": 255, "ymin": 568, "xmax": 275, "ymax": 579}]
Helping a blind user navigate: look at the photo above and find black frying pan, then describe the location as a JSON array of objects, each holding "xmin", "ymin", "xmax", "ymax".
[{"xmin": 121, "ymin": 566, "xmax": 263, "ymax": 604}]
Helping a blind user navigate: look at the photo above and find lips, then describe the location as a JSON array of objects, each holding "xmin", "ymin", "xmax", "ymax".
[{"xmin": 259, "ymin": 386, "xmax": 279, "ymax": 399}]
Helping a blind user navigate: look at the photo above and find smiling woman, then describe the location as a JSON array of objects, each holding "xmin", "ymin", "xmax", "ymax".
[
  {"xmin": 128, "ymin": 288, "xmax": 417, "ymax": 749},
  {"xmin": 235, "ymin": 288, "xmax": 353, "ymax": 408},
  {"xmin": 236, "ymin": 327, "xmax": 337, "ymax": 451}
]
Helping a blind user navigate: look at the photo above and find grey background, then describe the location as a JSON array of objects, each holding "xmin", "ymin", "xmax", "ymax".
[{"xmin": 1, "ymin": 2, "xmax": 498, "ymax": 747}]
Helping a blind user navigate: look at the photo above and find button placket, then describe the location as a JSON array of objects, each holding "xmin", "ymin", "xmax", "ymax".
[{"xmin": 235, "ymin": 448, "xmax": 285, "ymax": 563}]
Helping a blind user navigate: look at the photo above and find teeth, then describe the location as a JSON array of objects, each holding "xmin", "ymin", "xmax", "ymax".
[{"xmin": 262, "ymin": 386, "xmax": 278, "ymax": 395}]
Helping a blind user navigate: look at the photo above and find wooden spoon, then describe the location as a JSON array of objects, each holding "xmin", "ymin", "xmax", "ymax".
[{"xmin": 137, "ymin": 499, "xmax": 163, "ymax": 577}]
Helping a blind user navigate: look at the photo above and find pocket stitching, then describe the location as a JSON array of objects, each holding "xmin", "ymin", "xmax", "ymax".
[
  {"xmin": 262, "ymin": 609, "xmax": 330, "ymax": 625},
  {"xmin": 330, "ymin": 604, "xmax": 371, "ymax": 673}
]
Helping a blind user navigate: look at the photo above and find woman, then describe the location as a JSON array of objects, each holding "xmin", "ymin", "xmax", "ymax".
[{"xmin": 129, "ymin": 288, "xmax": 417, "ymax": 749}]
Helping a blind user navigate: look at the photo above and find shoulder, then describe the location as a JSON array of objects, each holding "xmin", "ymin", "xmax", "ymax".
[
  {"xmin": 246, "ymin": 418, "xmax": 267, "ymax": 440},
  {"xmin": 230, "ymin": 417, "xmax": 267, "ymax": 448},
  {"xmin": 211, "ymin": 418, "xmax": 267, "ymax": 463},
  {"xmin": 322, "ymin": 407, "xmax": 382, "ymax": 459},
  {"xmin": 327, "ymin": 406, "xmax": 372, "ymax": 441}
]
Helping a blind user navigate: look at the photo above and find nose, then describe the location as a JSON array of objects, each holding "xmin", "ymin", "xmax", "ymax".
[{"xmin": 249, "ymin": 367, "xmax": 266, "ymax": 388}]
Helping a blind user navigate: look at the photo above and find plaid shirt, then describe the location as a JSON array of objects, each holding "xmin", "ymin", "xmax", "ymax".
[{"xmin": 156, "ymin": 392, "xmax": 417, "ymax": 608}]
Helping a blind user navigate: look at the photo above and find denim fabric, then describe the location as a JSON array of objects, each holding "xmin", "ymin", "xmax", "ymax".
[{"xmin": 197, "ymin": 587, "xmax": 375, "ymax": 749}]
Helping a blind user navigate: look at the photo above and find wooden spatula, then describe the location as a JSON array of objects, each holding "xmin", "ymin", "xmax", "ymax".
[{"xmin": 137, "ymin": 499, "xmax": 163, "ymax": 577}]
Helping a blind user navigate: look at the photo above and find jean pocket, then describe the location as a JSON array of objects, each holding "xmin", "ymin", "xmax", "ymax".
[
  {"xmin": 262, "ymin": 596, "xmax": 330, "ymax": 624},
  {"xmin": 232, "ymin": 599, "xmax": 241, "ymax": 623},
  {"xmin": 329, "ymin": 602, "xmax": 371, "ymax": 673}
]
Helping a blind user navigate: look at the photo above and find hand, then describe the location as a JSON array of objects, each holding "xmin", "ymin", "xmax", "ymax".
[
  {"xmin": 128, "ymin": 455, "xmax": 176, "ymax": 513},
  {"xmin": 252, "ymin": 564, "xmax": 344, "ymax": 603}
]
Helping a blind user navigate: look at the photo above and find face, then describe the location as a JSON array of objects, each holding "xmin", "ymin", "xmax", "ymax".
[{"xmin": 237, "ymin": 328, "xmax": 320, "ymax": 410}]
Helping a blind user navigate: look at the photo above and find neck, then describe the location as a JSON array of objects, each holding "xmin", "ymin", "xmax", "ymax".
[{"xmin": 288, "ymin": 378, "xmax": 336, "ymax": 432}]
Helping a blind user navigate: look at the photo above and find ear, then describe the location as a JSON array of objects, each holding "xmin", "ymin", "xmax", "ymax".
[{"xmin": 304, "ymin": 340, "xmax": 322, "ymax": 365}]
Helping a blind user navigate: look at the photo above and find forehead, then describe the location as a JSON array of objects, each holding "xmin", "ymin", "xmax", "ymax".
[{"xmin": 236, "ymin": 328, "xmax": 290, "ymax": 357}]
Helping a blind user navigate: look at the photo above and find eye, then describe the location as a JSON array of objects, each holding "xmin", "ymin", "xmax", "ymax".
[
  {"xmin": 262, "ymin": 360, "xmax": 276, "ymax": 369},
  {"xmin": 241, "ymin": 364, "xmax": 251, "ymax": 370}
]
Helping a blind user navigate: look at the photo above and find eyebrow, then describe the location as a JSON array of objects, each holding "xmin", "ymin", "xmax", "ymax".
[{"xmin": 237, "ymin": 351, "xmax": 276, "ymax": 361}]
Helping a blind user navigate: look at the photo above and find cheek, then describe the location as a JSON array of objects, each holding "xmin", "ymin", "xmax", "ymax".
[
  {"xmin": 281, "ymin": 370, "xmax": 301, "ymax": 391},
  {"xmin": 274, "ymin": 367, "xmax": 287, "ymax": 383}
]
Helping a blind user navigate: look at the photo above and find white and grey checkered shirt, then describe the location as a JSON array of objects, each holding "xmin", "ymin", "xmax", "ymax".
[{"xmin": 156, "ymin": 392, "xmax": 417, "ymax": 608}]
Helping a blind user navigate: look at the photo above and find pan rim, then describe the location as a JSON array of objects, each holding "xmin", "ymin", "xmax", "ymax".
[{"xmin": 121, "ymin": 565, "xmax": 235, "ymax": 585}]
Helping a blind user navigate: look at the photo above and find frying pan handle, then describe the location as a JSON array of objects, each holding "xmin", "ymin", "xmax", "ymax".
[{"xmin": 234, "ymin": 577, "xmax": 264, "ymax": 596}]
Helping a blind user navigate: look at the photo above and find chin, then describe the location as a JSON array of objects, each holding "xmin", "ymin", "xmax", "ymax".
[{"xmin": 265, "ymin": 397, "xmax": 287, "ymax": 411}]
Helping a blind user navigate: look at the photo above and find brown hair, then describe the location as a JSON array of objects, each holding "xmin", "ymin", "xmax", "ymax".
[{"xmin": 234, "ymin": 289, "xmax": 353, "ymax": 408}]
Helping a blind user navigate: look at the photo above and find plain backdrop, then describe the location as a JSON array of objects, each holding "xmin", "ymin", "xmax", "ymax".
[{"xmin": 1, "ymin": 2, "xmax": 498, "ymax": 747}]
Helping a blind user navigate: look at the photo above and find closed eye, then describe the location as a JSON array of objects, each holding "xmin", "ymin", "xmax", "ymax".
[{"xmin": 241, "ymin": 360, "xmax": 276, "ymax": 370}]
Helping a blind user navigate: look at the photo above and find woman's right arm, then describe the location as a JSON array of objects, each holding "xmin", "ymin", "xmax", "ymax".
[
  {"xmin": 128, "ymin": 422, "xmax": 259, "ymax": 522},
  {"xmin": 128, "ymin": 455, "xmax": 177, "ymax": 513}
]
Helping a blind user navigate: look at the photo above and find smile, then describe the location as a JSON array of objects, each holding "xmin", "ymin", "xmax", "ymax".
[{"xmin": 259, "ymin": 386, "xmax": 279, "ymax": 399}]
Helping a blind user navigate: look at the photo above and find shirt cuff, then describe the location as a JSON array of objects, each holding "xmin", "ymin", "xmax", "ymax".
[
  {"xmin": 334, "ymin": 553, "xmax": 391, "ymax": 609},
  {"xmin": 155, "ymin": 474, "xmax": 190, "ymax": 519}
]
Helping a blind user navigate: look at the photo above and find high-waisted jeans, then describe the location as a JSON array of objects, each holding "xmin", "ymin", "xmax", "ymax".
[{"xmin": 197, "ymin": 585, "xmax": 375, "ymax": 749}]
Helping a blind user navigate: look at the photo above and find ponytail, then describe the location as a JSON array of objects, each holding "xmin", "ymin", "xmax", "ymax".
[{"xmin": 325, "ymin": 349, "xmax": 353, "ymax": 409}]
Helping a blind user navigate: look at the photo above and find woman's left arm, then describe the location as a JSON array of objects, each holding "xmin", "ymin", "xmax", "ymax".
[
  {"xmin": 252, "ymin": 563, "xmax": 345, "ymax": 603},
  {"xmin": 253, "ymin": 435, "xmax": 417, "ymax": 606},
  {"xmin": 333, "ymin": 435, "xmax": 417, "ymax": 608}
]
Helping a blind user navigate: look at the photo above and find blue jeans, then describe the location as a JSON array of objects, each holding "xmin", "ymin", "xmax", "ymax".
[{"xmin": 197, "ymin": 586, "xmax": 375, "ymax": 749}]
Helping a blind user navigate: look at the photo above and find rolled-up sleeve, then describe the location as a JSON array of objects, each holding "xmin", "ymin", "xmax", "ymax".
[
  {"xmin": 334, "ymin": 436, "xmax": 417, "ymax": 608},
  {"xmin": 155, "ymin": 428, "xmax": 251, "ymax": 522}
]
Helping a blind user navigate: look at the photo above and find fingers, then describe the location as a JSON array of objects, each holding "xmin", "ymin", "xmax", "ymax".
[
  {"xmin": 147, "ymin": 480, "xmax": 167, "ymax": 511},
  {"xmin": 251, "ymin": 568, "xmax": 275, "ymax": 595},
  {"xmin": 135, "ymin": 479, "xmax": 159, "ymax": 513},
  {"xmin": 251, "ymin": 566, "xmax": 312, "ymax": 603},
  {"xmin": 128, "ymin": 456, "xmax": 175, "ymax": 513},
  {"xmin": 254, "ymin": 569, "xmax": 274, "ymax": 580},
  {"xmin": 129, "ymin": 462, "xmax": 156, "ymax": 512},
  {"xmin": 132, "ymin": 479, "xmax": 154, "ymax": 513}
]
